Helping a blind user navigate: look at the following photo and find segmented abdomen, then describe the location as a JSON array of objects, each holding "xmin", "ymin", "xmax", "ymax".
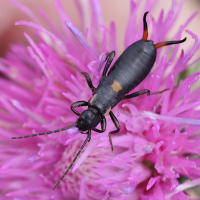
[{"xmin": 89, "ymin": 40, "xmax": 157, "ymax": 115}]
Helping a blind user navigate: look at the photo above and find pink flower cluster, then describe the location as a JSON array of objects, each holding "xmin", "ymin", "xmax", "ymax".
[{"xmin": 1, "ymin": 0, "xmax": 200, "ymax": 199}]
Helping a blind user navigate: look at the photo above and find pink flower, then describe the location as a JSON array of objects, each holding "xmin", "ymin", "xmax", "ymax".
[{"xmin": 1, "ymin": 0, "xmax": 200, "ymax": 199}]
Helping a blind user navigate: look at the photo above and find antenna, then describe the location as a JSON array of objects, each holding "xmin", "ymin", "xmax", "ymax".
[
  {"xmin": 53, "ymin": 130, "xmax": 91, "ymax": 190},
  {"xmin": 11, "ymin": 124, "xmax": 77, "ymax": 139}
]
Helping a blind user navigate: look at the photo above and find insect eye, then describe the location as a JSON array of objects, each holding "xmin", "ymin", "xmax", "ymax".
[{"xmin": 77, "ymin": 118, "xmax": 85, "ymax": 125}]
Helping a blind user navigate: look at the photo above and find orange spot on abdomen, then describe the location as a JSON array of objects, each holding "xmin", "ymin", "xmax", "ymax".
[{"xmin": 111, "ymin": 80, "xmax": 123, "ymax": 93}]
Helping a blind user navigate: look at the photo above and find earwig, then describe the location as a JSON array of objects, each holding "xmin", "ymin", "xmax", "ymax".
[{"xmin": 11, "ymin": 12, "xmax": 186, "ymax": 190}]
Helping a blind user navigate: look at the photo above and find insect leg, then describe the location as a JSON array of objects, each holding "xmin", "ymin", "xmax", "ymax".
[
  {"xmin": 123, "ymin": 88, "xmax": 169, "ymax": 100},
  {"xmin": 101, "ymin": 51, "xmax": 115, "ymax": 79},
  {"xmin": 53, "ymin": 130, "xmax": 91, "ymax": 190},
  {"xmin": 81, "ymin": 72, "xmax": 96, "ymax": 93},
  {"xmin": 71, "ymin": 101, "xmax": 88, "ymax": 116},
  {"xmin": 108, "ymin": 111, "xmax": 120, "ymax": 151},
  {"xmin": 92, "ymin": 116, "xmax": 106, "ymax": 133}
]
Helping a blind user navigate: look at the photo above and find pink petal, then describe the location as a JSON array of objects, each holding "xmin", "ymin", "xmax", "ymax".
[{"xmin": 146, "ymin": 176, "xmax": 160, "ymax": 190}]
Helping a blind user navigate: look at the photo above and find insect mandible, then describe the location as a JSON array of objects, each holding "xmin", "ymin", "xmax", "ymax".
[{"xmin": 11, "ymin": 12, "xmax": 186, "ymax": 190}]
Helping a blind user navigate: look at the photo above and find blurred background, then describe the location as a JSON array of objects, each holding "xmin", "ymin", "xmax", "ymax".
[{"xmin": 0, "ymin": 0, "xmax": 200, "ymax": 56}]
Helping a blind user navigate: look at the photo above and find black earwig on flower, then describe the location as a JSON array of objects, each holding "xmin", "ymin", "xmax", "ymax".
[{"xmin": 11, "ymin": 12, "xmax": 186, "ymax": 190}]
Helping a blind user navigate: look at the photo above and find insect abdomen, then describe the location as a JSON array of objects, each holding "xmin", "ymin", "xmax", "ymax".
[
  {"xmin": 108, "ymin": 40, "xmax": 157, "ymax": 93},
  {"xmin": 90, "ymin": 40, "xmax": 157, "ymax": 115}
]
